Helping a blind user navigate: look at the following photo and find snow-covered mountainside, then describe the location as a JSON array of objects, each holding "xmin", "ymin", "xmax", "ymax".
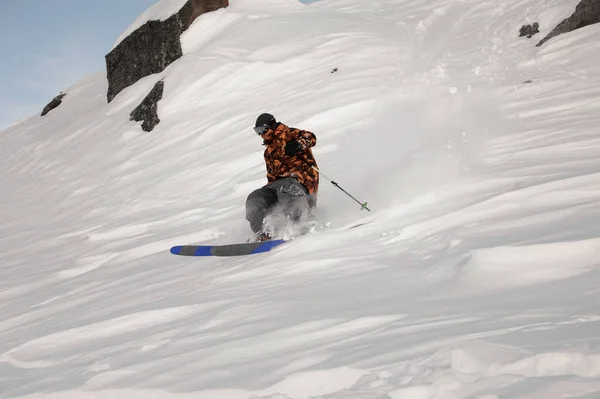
[{"xmin": 2, "ymin": 0, "xmax": 600, "ymax": 398}]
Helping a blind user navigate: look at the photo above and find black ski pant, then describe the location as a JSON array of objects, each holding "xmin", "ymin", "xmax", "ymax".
[{"xmin": 245, "ymin": 177, "xmax": 316, "ymax": 233}]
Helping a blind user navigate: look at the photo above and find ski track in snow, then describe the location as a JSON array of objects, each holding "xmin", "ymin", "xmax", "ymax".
[{"xmin": 2, "ymin": 0, "xmax": 600, "ymax": 398}]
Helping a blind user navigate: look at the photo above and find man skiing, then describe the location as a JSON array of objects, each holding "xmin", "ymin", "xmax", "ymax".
[{"xmin": 246, "ymin": 113, "xmax": 319, "ymax": 242}]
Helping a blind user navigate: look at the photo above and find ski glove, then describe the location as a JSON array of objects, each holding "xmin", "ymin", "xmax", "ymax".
[{"xmin": 284, "ymin": 140, "xmax": 303, "ymax": 156}]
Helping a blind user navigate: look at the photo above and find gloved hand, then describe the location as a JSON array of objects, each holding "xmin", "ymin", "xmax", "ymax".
[{"xmin": 284, "ymin": 140, "xmax": 303, "ymax": 156}]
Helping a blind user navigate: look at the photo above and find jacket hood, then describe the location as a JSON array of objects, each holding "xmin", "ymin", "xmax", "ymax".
[{"xmin": 261, "ymin": 122, "xmax": 284, "ymax": 144}]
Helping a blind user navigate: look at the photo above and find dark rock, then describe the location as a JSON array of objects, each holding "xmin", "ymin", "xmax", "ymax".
[
  {"xmin": 523, "ymin": 80, "xmax": 533, "ymax": 84},
  {"xmin": 331, "ymin": 68, "xmax": 338, "ymax": 73},
  {"xmin": 537, "ymin": 0, "xmax": 600, "ymax": 46},
  {"xmin": 519, "ymin": 23, "xmax": 539, "ymax": 38},
  {"xmin": 41, "ymin": 93, "xmax": 66, "ymax": 116},
  {"xmin": 130, "ymin": 81, "xmax": 164, "ymax": 132},
  {"xmin": 105, "ymin": 0, "xmax": 228, "ymax": 102}
]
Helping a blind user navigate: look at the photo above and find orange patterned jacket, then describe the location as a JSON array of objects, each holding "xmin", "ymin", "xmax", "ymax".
[{"xmin": 262, "ymin": 123, "xmax": 319, "ymax": 195}]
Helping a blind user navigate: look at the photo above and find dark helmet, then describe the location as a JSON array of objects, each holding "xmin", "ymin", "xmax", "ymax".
[{"xmin": 254, "ymin": 113, "xmax": 277, "ymax": 135}]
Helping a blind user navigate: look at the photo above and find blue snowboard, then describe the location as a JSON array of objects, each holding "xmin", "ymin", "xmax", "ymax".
[{"xmin": 170, "ymin": 239, "xmax": 286, "ymax": 257}]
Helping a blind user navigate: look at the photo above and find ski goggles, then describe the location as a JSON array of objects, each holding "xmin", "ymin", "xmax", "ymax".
[{"xmin": 254, "ymin": 124, "xmax": 270, "ymax": 135}]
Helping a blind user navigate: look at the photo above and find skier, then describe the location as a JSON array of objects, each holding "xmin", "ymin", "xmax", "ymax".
[{"xmin": 246, "ymin": 113, "xmax": 319, "ymax": 242}]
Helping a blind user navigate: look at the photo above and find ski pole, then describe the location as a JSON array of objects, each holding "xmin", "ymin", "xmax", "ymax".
[{"xmin": 312, "ymin": 166, "xmax": 371, "ymax": 211}]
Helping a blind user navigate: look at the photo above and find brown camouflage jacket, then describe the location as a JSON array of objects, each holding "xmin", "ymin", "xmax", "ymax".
[{"xmin": 262, "ymin": 123, "xmax": 319, "ymax": 195}]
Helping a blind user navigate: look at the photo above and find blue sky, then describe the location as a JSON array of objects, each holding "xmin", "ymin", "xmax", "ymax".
[
  {"xmin": 0, "ymin": 0, "xmax": 167, "ymax": 130},
  {"xmin": 0, "ymin": 0, "xmax": 320, "ymax": 131}
]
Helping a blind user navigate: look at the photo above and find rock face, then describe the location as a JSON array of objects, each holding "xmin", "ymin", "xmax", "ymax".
[
  {"xmin": 105, "ymin": 0, "xmax": 228, "ymax": 102},
  {"xmin": 537, "ymin": 0, "xmax": 600, "ymax": 46},
  {"xmin": 130, "ymin": 81, "xmax": 164, "ymax": 132},
  {"xmin": 41, "ymin": 93, "xmax": 66, "ymax": 116},
  {"xmin": 519, "ymin": 23, "xmax": 539, "ymax": 38}
]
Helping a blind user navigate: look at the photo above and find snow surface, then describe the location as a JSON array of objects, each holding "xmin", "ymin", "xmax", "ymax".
[
  {"xmin": 2, "ymin": 0, "xmax": 600, "ymax": 398},
  {"xmin": 113, "ymin": 0, "xmax": 189, "ymax": 49}
]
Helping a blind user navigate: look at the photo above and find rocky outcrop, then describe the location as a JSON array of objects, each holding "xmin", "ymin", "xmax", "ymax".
[
  {"xmin": 105, "ymin": 0, "xmax": 228, "ymax": 102},
  {"xmin": 537, "ymin": 0, "xmax": 600, "ymax": 46},
  {"xmin": 41, "ymin": 93, "xmax": 66, "ymax": 116},
  {"xmin": 130, "ymin": 81, "xmax": 164, "ymax": 132},
  {"xmin": 519, "ymin": 23, "xmax": 539, "ymax": 38}
]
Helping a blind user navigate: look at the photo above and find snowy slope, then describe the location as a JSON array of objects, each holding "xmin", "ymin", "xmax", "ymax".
[{"xmin": 2, "ymin": 0, "xmax": 600, "ymax": 398}]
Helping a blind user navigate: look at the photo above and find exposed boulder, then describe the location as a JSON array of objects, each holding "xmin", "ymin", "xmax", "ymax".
[
  {"xmin": 519, "ymin": 23, "xmax": 539, "ymax": 38},
  {"xmin": 537, "ymin": 0, "xmax": 600, "ymax": 46},
  {"xmin": 41, "ymin": 93, "xmax": 66, "ymax": 116},
  {"xmin": 130, "ymin": 81, "xmax": 164, "ymax": 132},
  {"xmin": 105, "ymin": 0, "xmax": 228, "ymax": 102}
]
